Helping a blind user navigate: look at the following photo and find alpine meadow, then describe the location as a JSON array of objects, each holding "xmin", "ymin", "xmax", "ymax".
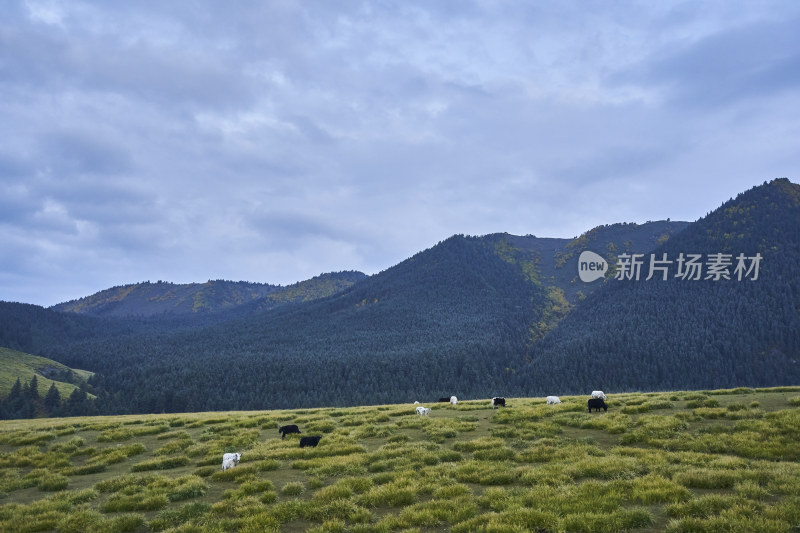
[{"xmin": 1, "ymin": 389, "xmax": 800, "ymax": 531}]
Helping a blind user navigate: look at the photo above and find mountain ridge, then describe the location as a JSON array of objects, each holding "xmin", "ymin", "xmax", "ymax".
[
  {"xmin": 47, "ymin": 223, "xmax": 689, "ymax": 324},
  {"xmin": 8, "ymin": 221, "xmax": 693, "ymax": 413},
  {"xmin": 514, "ymin": 178, "xmax": 800, "ymax": 394},
  {"xmin": 51, "ymin": 271, "xmax": 367, "ymax": 318},
  {"xmin": 1, "ymin": 178, "xmax": 797, "ymax": 416}
]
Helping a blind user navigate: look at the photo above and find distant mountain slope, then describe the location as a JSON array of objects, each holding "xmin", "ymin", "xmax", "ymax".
[
  {"xmin": 51, "ymin": 279, "xmax": 278, "ymax": 317},
  {"xmin": 483, "ymin": 220, "xmax": 689, "ymax": 340},
  {"xmin": 3, "ymin": 180, "xmax": 795, "ymax": 415},
  {"xmin": 481, "ymin": 221, "xmax": 689, "ymax": 300},
  {"xmin": 0, "ymin": 346, "xmax": 92, "ymax": 398},
  {"xmin": 514, "ymin": 178, "xmax": 800, "ymax": 395},
  {"xmin": 485, "ymin": 220, "xmax": 689, "ymax": 301},
  {"xmin": 36, "ymin": 222, "xmax": 690, "ymax": 413},
  {"xmin": 42, "ymin": 235, "xmax": 547, "ymax": 411},
  {"xmin": 51, "ymin": 272, "xmax": 366, "ymax": 317},
  {"xmin": 0, "ymin": 301, "xmax": 120, "ymax": 355},
  {"xmin": 246, "ymin": 271, "xmax": 368, "ymax": 313}
]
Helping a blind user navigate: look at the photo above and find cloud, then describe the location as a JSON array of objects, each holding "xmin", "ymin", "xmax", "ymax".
[
  {"xmin": 1, "ymin": 1, "xmax": 800, "ymax": 306},
  {"xmin": 613, "ymin": 11, "xmax": 800, "ymax": 109},
  {"xmin": 39, "ymin": 129, "xmax": 134, "ymax": 176}
]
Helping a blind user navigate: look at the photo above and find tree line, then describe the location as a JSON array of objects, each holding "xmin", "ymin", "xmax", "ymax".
[{"xmin": 0, "ymin": 376, "xmax": 97, "ymax": 419}]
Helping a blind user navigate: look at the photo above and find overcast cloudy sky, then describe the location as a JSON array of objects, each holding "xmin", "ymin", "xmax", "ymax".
[{"xmin": 2, "ymin": 1, "xmax": 799, "ymax": 307}]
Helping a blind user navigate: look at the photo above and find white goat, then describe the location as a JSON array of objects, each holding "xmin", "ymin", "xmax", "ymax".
[{"xmin": 222, "ymin": 452, "xmax": 241, "ymax": 471}]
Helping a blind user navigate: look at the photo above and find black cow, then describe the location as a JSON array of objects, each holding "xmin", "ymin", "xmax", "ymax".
[
  {"xmin": 492, "ymin": 397, "xmax": 506, "ymax": 408},
  {"xmin": 438, "ymin": 397, "xmax": 451, "ymax": 402},
  {"xmin": 279, "ymin": 424, "xmax": 301, "ymax": 439},
  {"xmin": 299, "ymin": 436, "xmax": 322, "ymax": 448},
  {"xmin": 588, "ymin": 398, "xmax": 608, "ymax": 412}
]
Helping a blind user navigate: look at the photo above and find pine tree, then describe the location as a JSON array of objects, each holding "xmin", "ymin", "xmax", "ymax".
[
  {"xmin": 1, "ymin": 378, "xmax": 27, "ymax": 420},
  {"xmin": 44, "ymin": 383, "xmax": 61, "ymax": 414},
  {"xmin": 8, "ymin": 378, "xmax": 22, "ymax": 401},
  {"xmin": 28, "ymin": 375, "xmax": 40, "ymax": 400},
  {"xmin": 65, "ymin": 388, "xmax": 88, "ymax": 416}
]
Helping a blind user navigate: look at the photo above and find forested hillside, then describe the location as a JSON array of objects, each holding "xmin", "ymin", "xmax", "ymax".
[
  {"xmin": 8, "ymin": 220, "xmax": 690, "ymax": 415},
  {"xmin": 1, "ymin": 179, "xmax": 797, "ymax": 417},
  {"xmin": 51, "ymin": 272, "xmax": 366, "ymax": 318},
  {"xmin": 41, "ymin": 236, "xmax": 547, "ymax": 413},
  {"xmin": 514, "ymin": 178, "xmax": 800, "ymax": 395},
  {"xmin": 483, "ymin": 220, "xmax": 688, "ymax": 340},
  {"xmin": 485, "ymin": 220, "xmax": 690, "ymax": 302},
  {"xmin": 0, "ymin": 302, "xmax": 122, "ymax": 355},
  {"xmin": 51, "ymin": 280, "xmax": 279, "ymax": 317}
]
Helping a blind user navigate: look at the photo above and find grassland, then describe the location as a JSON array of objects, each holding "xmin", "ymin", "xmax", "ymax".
[
  {"xmin": 0, "ymin": 347, "xmax": 93, "ymax": 398},
  {"xmin": 1, "ymin": 387, "xmax": 799, "ymax": 532}
]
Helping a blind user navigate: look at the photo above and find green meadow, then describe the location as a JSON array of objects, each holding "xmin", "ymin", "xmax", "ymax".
[
  {"xmin": 1, "ymin": 387, "xmax": 800, "ymax": 532},
  {"xmin": 0, "ymin": 347, "xmax": 93, "ymax": 399}
]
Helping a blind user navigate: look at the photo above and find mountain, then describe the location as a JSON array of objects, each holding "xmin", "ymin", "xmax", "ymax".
[
  {"xmin": 23, "ymin": 222, "xmax": 688, "ymax": 413},
  {"xmin": 461, "ymin": 220, "xmax": 690, "ymax": 303},
  {"xmin": 1, "ymin": 179, "xmax": 796, "ymax": 417},
  {"xmin": 513, "ymin": 178, "xmax": 800, "ymax": 395},
  {"xmin": 51, "ymin": 272, "xmax": 367, "ymax": 318},
  {"xmin": 0, "ymin": 301, "xmax": 124, "ymax": 356},
  {"xmin": 40, "ymin": 235, "xmax": 547, "ymax": 412},
  {"xmin": 482, "ymin": 220, "xmax": 689, "ymax": 340},
  {"xmin": 51, "ymin": 279, "xmax": 279, "ymax": 317},
  {"xmin": 240, "ymin": 271, "xmax": 368, "ymax": 313}
]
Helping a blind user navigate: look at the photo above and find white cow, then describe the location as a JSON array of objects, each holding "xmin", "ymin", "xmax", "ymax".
[
  {"xmin": 222, "ymin": 452, "xmax": 241, "ymax": 471},
  {"xmin": 415, "ymin": 406, "xmax": 431, "ymax": 416},
  {"xmin": 413, "ymin": 401, "xmax": 420, "ymax": 404},
  {"xmin": 591, "ymin": 391, "xmax": 606, "ymax": 400},
  {"xmin": 450, "ymin": 396, "xmax": 458, "ymax": 405},
  {"xmin": 546, "ymin": 396, "xmax": 561, "ymax": 405}
]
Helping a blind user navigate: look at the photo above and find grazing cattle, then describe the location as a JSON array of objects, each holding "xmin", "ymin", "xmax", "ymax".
[
  {"xmin": 413, "ymin": 401, "xmax": 420, "ymax": 404},
  {"xmin": 450, "ymin": 396, "xmax": 458, "ymax": 405},
  {"xmin": 439, "ymin": 397, "xmax": 451, "ymax": 402},
  {"xmin": 279, "ymin": 424, "xmax": 301, "ymax": 440},
  {"xmin": 492, "ymin": 397, "xmax": 506, "ymax": 408},
  {"xmin": 416, "ymin": 406, "xmax": 431, "ymax": 416},
  {"xmin": 299, "ymin": 436, "xmax": 322, "ymax": 448},
  {"xmin": 591, "ymin": 391, "xmax": 607, "ymax": 400},
  {"xmin": 221, "ymin": 452, "xmax": 241, "ymax": 471},
  {"xmin": 588, "ymin": 398, "xmax": 608, "ymax": 412},
  {"xmin": 546, "ymin": 396, "xmax": 561, "ymax": 405}
]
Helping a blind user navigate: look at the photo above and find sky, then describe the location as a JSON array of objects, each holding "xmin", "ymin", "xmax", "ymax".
[{"xmin": 2, "ymin": 1, "xmax": 800, "ymax": 307}]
